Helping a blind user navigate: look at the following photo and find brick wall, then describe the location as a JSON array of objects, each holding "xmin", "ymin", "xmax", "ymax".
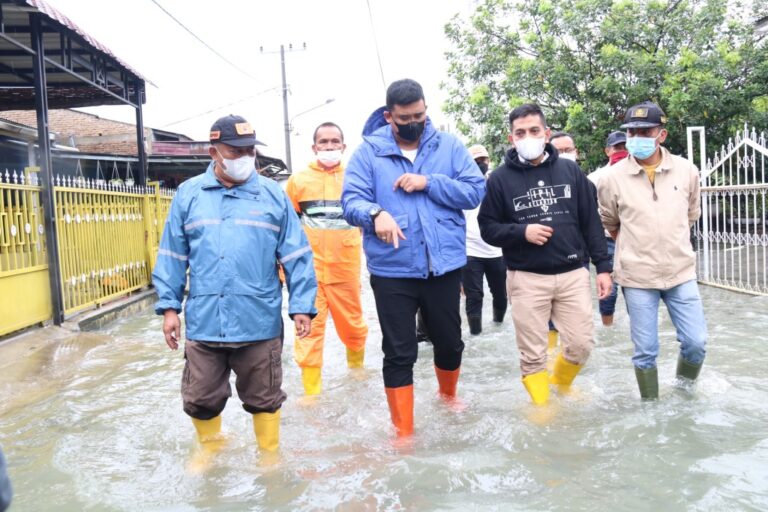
[{"xmin": 2, "ymin": 109, "xmax": 153, "ymax": 155}]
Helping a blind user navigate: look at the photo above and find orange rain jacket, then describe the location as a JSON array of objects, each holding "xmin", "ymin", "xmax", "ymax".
[{"xmin": 285, "ymin": 161, "xmax": 362, "ymax": 285}]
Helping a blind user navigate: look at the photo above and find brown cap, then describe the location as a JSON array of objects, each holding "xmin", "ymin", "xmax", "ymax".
[{"xmin": 468, "ymin": 144, "xmax": 489, "ymax": 159}]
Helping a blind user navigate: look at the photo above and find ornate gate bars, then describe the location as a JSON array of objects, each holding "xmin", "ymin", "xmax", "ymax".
[{"xmin": 688, "ymin": 125, "xmax": 768, "ymax": 295}]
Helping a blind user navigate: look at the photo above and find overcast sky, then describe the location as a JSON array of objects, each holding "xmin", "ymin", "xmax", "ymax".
[{"xmin": 47, "ymin": 0, "xmax": 475, "ymax": 167}]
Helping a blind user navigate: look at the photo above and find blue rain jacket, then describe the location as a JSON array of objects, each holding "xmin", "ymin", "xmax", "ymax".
[
  {"xmin": 152, "ymin": 163, "xmax": 317, "ymax": 342},
  {"xmin": 341, "ymin": 112, "xmax": 485, "ymax": 278}
]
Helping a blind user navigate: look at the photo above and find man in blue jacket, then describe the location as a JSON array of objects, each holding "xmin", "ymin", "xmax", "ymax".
[
  {"xmin": 152, "ymin": 115, "xmax": 317, "ymax": 469},
  {"xmin": 342, "ymin": 79, "xmax": 485, "ymax": 437},
  {"xmin": 0, "ymin": 446, "xmax": 11, "ymax": 512}
]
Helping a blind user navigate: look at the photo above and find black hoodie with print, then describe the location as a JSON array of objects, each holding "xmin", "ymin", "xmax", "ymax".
[{"xmin": 478, "ymin": 143, "xmax": 612, "ymax": 275}]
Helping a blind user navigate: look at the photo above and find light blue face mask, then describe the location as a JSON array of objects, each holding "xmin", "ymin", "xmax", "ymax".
[{"xmin": 626, "ymin": 134, "xmax": 660, "ymax": 160}]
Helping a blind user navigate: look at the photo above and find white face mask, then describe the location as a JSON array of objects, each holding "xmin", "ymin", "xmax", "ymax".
[
  {"xmin": 515, "ymin": 136, "xmax": 546, "ymax": 161},
  {"xmin": 216, "ymin": 150, "xmax": 254, "ymax": 181},
  {"xmin": 559, "ymin": 152, "xmax": 578, "ymax": 162},
  {"xmin": 317, "ymin": 149, "xmax": 342, "ymax": 166}
]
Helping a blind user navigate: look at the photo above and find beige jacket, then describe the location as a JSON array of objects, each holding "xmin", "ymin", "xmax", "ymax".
[{"xmin": 597, "ymin": 147, "xmax": 700, "ymax": 289}]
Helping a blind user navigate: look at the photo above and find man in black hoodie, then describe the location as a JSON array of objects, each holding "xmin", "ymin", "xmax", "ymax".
[{"xmin": 478, "ymin": 103, "xmax": 613, "ymax": 406}]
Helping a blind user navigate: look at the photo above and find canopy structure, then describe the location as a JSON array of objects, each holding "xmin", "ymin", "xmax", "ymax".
[
  {"xmin": 0, "ymin": 0, "xmax": 148, "ymax": 110},
  {"xmin": 0, "ymin": 0, "xmax": 149, "ymax": 325}
]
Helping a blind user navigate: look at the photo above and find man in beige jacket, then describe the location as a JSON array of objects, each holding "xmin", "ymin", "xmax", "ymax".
[{"xmin": 597, "ymin": 101, "xmax": 707, "ymax": 400}]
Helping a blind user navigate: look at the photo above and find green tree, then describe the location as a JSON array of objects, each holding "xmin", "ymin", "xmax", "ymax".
[{"xmin": 443, "ymin": 0, "xmax": 768, "ymax": 171}]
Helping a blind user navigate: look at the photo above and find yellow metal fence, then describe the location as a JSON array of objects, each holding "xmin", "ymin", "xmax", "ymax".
[
  {"xmin": 145, "ymin": 180, "xmax": 173, "ymax": 274},
  {"xmin": 0, "ymin": 168, "xmax": 175, "ymax": 335},
  {"xmin": 0, "ymin": 169, "xmax": 51, "ymax": 335}
]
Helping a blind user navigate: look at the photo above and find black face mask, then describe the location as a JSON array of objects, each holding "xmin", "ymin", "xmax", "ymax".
[
  {"xmin": 395, "ymin": 120, "xmax": 426, "ymax": 142},
  {"xmin": 476, "ymin": 161, "xmax": 489, "ymax": 175}
]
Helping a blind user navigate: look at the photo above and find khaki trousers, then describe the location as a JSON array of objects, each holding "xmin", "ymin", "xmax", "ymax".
[{"xmin": 507, "ymin": 267, "xmax": 594, "ymax": 376}]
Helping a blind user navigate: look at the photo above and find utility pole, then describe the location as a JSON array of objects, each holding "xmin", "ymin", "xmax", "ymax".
[
  {"xmin": 261, "ymin": 43, "xmax": 306, "ymax": 172},
  {"xmin": 280, "ymin": 45, "xmax": 291, "ymax": 172}
]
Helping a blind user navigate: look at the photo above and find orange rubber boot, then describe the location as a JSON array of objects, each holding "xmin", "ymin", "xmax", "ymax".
[
  {"xmin": 434, "ymin": 366, "xmax": 460, "ymax": 398},
  {"xmin": 384, "ymin": 385, "xmax": 414, "ymax": 437}
]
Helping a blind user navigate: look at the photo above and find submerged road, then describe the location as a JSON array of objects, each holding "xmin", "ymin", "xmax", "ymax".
[{"xmin": 1, "ymin": 278, "xmax": 767, "ymax": 511}]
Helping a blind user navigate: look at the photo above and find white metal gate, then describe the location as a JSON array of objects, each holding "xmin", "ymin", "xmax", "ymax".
[{"xmin": 688, "ymin": 124, "xmax": 768, "ymax": 295}]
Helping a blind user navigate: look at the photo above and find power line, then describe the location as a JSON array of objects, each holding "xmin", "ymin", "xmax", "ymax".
[
  {"xmin": 366, "ymin": 0, "xmax": 387, "ymax": 90},
  {"xmin": 149, "ymin": 0, "xmax": 258, "ymax": 81},
  {"xmin": 160, "ymin": 86, "xmax": 281, "ymax": 128}
]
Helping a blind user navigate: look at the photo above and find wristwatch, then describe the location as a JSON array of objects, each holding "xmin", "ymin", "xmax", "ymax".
[{"xmin": 369, "ymin": 206, "xmax": 384, "ymax": 220}]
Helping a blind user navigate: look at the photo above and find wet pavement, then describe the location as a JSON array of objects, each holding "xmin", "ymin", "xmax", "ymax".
[{"xmin": 1, "ymin": 278, "xmax": 767, "ymax": 511}]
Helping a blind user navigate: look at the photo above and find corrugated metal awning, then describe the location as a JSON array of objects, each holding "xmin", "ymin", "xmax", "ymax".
[{"xmin": 0, "ymin": 0, "xmax": 150, "ymax": 109}]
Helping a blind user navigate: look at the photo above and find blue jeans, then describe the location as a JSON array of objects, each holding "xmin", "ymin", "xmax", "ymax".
[
  {"xmin": 623, "ymin": 280, "xmax": 707, "ymax": 369},
  {"xmin": 599, "ymin": 239, "xmax": 619, "ymax": 317}
]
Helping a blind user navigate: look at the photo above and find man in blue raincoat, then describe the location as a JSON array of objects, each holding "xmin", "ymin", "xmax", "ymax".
[
  {"xmin": 0, "ymin": 446, "xmax": 11, "ymax": 512},
  {"xmin": 152, "ymin": 115, "xmax": 317, "ymax": 468},
  {"xmin": 341, "ymin": 79, "xmax": 485, "ymax": 437}
]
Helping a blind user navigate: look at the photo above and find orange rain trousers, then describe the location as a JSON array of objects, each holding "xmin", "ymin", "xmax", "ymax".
[
  {"xmin": 286, "ymin": 161, "xmax": 368, "ymax": 368},
  {"xmin": 294, "ymin": 279, "xmax": 368, "ymax": 368}
]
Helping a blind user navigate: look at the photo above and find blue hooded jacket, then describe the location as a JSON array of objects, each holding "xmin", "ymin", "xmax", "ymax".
[{"xmin": 341, "ymin": 109, "xmax": 485, "ymax": 278}]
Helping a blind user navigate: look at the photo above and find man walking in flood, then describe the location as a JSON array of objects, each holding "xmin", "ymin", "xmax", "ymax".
[
  {"xmin": 285, "ymin": 122, "xmax": 368, "ymax": 396},
  {"xmin": 597, "ymin": 101, "xmax": 707, "ymax": 399},
  {"xmin": 342, "ymin": 78, "xmax": 485, "ymax": 437},
  {"xmin": 479, "ymin": 103, "xmax": 612, "ymax": 406},
  {"xmin": 587, "ymin": 131, "xmax": 628, "ymax": 327},
  {"xmin": 152, "ymin": 114, "xmax": 317, "ymax": 469},
  {"xmin": 462, "ymin": 143, "xmax": 507, "ymax": 335}
]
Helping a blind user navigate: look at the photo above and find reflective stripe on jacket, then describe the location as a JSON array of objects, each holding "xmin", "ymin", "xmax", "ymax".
[
  {"xmin": 597, "ymin": 147, "xmax": 701, "ymax": 289},
  {"xmin": 285, "ymin": 161, "xmax": 362, "ymax": 284},
  {"xmin": 341, "ymin": 116, "xmax": 486, "ymax": 278},
  {"xmin": 152, "ymin": 163, "xmax": 317, "ymax": 342}
]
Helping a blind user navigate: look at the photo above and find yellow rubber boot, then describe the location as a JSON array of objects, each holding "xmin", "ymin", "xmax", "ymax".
[
  {"xmin": 301, "ymin": 367, "xmax": 322, "ymax": 395},
  {"xmin": 547, "ymin": 330, "xmax": 559, "ymax": 354},
  {"xmin": 522, "ymin": 371, "xmax": 550, "ymax": 405},
  {"xmin": 188, "ymin": 416, "xmax": 226, "ymax": 473},
  {"xmin": 346, "ymin": 347, "xmax": 365, "ymax": 369},
  {"xmin": 549, "ymin": 353, "xmax": 583, "ymax": 393},
  {"xmin": 252, "ymin": 410, "xmax": 281, "ymax": 452}
]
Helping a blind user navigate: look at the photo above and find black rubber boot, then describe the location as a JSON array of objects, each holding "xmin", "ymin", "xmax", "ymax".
[
  {"xmin": 676, "ymin": 355, "xmax": 703, "ymax": 381},
  {"xmin": 468, "ymin": 316, "xmax": 482, "ymax": 335},
  {"xmin": 634, "ymin": 366, "xmax": 659, "ymax": 400},
  {"xmin": 416, "ymin": 310, "xmax": 431, "ymax": 343},
  {"xmin": 492, "ymin": 308, "xmax": 505, "ymax": 323}
]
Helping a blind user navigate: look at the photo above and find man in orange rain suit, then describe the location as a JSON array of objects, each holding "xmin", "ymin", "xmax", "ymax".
[{"xmin": 285, "ymin": 122, "xmax": 368, "ymax": 396}]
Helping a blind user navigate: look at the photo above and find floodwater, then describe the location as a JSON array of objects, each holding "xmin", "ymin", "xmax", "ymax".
[{"xmin": 1, "ymin": 278, "xmax": 767, "ymax": 511}]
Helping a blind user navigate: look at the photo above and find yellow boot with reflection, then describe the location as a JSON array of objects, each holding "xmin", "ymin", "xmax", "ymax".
[
  {"xmin": 522, "ymin": 371, "xmax": 550, "ymax": 405},
  {"xmin": 188, "ymin": 415, "xmax": 226, "ymax": 474},
  {"xmin": 301, "ymin": 367, "xmax": 322, "ymax": 395},
  {"xmin": 253, "ymin": 410, "xmax": 281, "ymax": 466},
  {"xmin": 253, "ymin": 410, "xmax": 281, "ymax": 452},
  {"xmin": 547, "ymin": 330, "xmax": 559, "ymax": 354},
  {"xmin": 549, "ymin": 353, "xmax": 583, "ymax": 394},
  {"xmin": 346, "ymin": 347, "xmax": 365, "ymax": 369}
]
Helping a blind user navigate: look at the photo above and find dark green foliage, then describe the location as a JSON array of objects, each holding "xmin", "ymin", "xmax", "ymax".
[{"xmin": 443, "ymin": 0, "xmax": 768, "ymax": 170}]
